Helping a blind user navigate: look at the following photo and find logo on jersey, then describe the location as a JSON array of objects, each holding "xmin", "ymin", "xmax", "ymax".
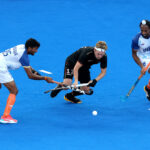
[
  {"xmin": 143, "ymin": 46, "xmax": 150, "ymax": 52},
  {"xmin": 88, "ymin": 60, "xmax": 94, "ymax": 62},
  {"xmin": 139, "ymin": 40, "xmax": 145, "ymax": 46}
]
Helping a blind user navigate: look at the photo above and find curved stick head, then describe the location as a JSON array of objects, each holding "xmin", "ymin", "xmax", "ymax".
[{"xmin": 120, "ymin": 96, "xmax": 128, "ymax": 102}]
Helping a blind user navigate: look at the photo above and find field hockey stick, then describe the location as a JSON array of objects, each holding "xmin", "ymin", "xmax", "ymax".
[
  {"xmin": 51, "ymin": 80, "xmax": 63, "ymax": 85},
  {"xmin": 67, "ymin": 83, "xmax": 89, "ymax": 94},
  {"xmin": 123, "ymin": 62, "xmax": 150, "ymax": 100},
  {"xmin": 44, "ymin": 83, "xmax": 89, "ymax": 94},
  {"xmin": 70, "ymin": 83, "xmax": 89, "ymax": 89}
]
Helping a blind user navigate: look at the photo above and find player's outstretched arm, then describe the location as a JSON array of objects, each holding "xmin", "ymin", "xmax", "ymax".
[
  {"xmin": 23, "ymin": 66, "xmax": 53, "ymax": 83},
  {"xmin": 30, "ymin": 67, "xmax": 41, "ymax": 75}
]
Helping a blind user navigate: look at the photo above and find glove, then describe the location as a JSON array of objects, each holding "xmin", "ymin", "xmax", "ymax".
[{"xmin": 88, "ymin": 79, "xmax": 97, "ymax": 87}]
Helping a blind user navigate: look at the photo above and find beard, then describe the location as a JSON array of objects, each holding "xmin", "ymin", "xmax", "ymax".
[
  {"xmin": 27, "ymin": 52, "xmax": 34, "ymax": 55},
  {"xmin": 142, "ymin": 34, "xmax": 150, "ymax": 39}
]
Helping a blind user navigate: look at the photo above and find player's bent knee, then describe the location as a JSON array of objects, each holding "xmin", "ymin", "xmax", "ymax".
[
  {"xmin": 11, "ymin": 88, "xmax": 18, "ymax": 95},
  {"xmin": 85, "ymin": 89, "xmax": 93, "ymax": 95}
]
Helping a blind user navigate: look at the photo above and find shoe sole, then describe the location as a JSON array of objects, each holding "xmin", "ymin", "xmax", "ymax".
[
  {"xmin": 64, "ymin": 96, "xmax": 82, "ymax": 104},
  {"xmin": 0, "ymin": 119, "xmax": 17, "ymax": 124}
]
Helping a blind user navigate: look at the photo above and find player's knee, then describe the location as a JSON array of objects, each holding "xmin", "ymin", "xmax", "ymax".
[
  {"xmin": 85, "ymin": 89, "xmax": 93, "ymax": 95},
  {"xmin": 10, "ymin": 88, "xmax": 18, "ymax": 95}
]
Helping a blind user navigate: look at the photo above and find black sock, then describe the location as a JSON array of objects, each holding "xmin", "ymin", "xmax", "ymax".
[{"xmin": 71, "ymin": 91, "xmax": 83, "ymax": 96}]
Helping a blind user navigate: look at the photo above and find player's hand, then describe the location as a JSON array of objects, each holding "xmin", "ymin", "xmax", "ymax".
[
  {"xmin": 73, "ymin": 81, "xmax": 78, "ymax": 89},
  {"xmin": 45, "ymin": 77, "xmax": 53, "ymax": 83},
  {"xmin": 88, "ymin": 79, "xmax": 97, "ymax": 87}
]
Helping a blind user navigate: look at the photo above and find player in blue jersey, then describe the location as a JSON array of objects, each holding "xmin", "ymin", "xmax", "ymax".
[
  {"xmin": 132, "ymin": 20, "xmax": 150, "ymax": 100},
  {"xmin": 0, "ymin": 38, "xmax": 54, "ymax": 124}
]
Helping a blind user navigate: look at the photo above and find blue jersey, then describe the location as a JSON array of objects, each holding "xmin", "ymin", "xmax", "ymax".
[
  {"xmin": 132, "ymin": 33, "xmax": 150, "ymax": 58},
  {"xmin": 0, "ymin": 44, "xmax": 30, "ymax": 70}
]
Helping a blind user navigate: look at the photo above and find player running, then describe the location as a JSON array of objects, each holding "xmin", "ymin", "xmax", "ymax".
[
  {"xmin": 0, "ymin": 38, "xmax": 55, "ymax": 124},
  {"xmin": 132, "ymin": 20, "xmax": 150, "ymax": 100},
  {"xmin": 50, "ymin": 41, "xmax": 108, "ymax": 103}
]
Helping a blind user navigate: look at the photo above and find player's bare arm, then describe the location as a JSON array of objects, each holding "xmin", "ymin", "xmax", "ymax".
[
  {"xmin": 132, "ymin": 49, "xmax": 143, "ymax": 68},
  {"xmin": 30, "ymin": 67, "xmax": 41, "ymax": 75},
  {"xmin": 95, "ymin": 67, "xmax": 107, "ymax": 81},
  {"xmin": 132, "ymin": 49, "xmax": 146, "ymax": 74},
  {"xmin": 73, "ymin": 61, "xmax": 83, "ymax": 85},
  {"xmin": 88, "ymin": 67, "xmax": 106, "ymax": 87},
  {"xmin": 24, "ymin": 66, "xmax": 53, "ymax": 83}
]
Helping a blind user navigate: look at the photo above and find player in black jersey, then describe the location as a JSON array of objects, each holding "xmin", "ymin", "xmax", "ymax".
[{"xmin": 50, "ymin": 41, "xmax": 108, "ymax": 103}]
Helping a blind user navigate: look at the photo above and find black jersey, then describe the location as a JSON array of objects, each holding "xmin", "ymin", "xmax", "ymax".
[{"xmin": 66, "ymin": 47, "xmax": 107, "ymax": 69}]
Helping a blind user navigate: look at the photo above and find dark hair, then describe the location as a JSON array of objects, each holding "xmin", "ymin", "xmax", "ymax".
[
  {"xmin": 25, "ymin": 38, "xmax": 40, "ymax": 49},
  {"xmin": 139, "ymin": 20, "xmax": 150, "ymax": 28}
]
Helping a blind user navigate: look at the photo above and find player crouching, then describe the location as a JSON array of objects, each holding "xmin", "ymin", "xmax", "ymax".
[{"xmin": 50, "ymin": 41, "xmax": 108, "ymax": 103}]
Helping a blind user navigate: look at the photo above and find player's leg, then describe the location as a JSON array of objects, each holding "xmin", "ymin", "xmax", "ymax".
[
  {"xmin": 50, "ymin": 61, "xmax": 73, "ymax": 98},
  {"xmin": 0, "ymin": 81, "xmax": 18, "ymax": 123},
  {"xmin": 64, "ymin": 68, "xmax": 92, "ymax": 103},
  {"xmin": 0, "ymin": 65, "xmax": 18, "ymax": 123},
  {"xmin": 143, "ymin": 60, "xmax": 150, "ymax": 100}
]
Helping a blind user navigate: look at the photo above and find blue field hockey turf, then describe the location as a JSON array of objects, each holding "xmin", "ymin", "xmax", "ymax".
[{"xmin": 0, "ymin": 0, "xmax": 150, "ymax": 150}]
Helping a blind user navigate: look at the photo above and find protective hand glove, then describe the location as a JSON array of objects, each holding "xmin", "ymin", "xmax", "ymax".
[{"xmin": 88, "ymin": 79, "xmax": 97, "ymax": 87}]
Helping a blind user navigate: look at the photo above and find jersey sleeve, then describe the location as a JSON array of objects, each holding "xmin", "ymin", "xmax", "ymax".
[
  {"xmin": 100, "ymin": 55, "xmax": 107, "ymax": 68},
  {"xmin": 131, "ymin": 33, "xmax": 140, "ymax": 50},
  {"xmin": 19, "ymin": 50, "xmax": 30, "ymax": 67}
]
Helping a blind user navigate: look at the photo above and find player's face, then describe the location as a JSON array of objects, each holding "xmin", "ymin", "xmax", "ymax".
[
  {"xmin": 94, "ymin": 49, "xmax": 105, "ymax": 60},
  {"xmin": 27, "ymin": 47, "xmax": 38, "ymax": 55},
  {"xmin": 140, "ymin": 25, "xmax": 150, "ymax": 38}
]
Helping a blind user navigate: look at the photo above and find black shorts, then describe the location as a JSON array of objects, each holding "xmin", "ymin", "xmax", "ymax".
[{"xmin": 64, "ymin": 60, "xmax": 91, "ymax": 83}]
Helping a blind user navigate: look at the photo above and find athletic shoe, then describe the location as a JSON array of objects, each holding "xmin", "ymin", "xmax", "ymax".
[
  {"xmin": 50, "ymin": 84, "xmax": 62, "ymax": 98},
  {"xmin": 64, "ymin": 93, "xmax": 82, "ymax": 103},
  {"xmin": 0, "ymin": 115, "xmax": 18, "ymax": 124},
  {"xmin": 144, "ymin": 85, "xmax": 150, "ymax": 101}
]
